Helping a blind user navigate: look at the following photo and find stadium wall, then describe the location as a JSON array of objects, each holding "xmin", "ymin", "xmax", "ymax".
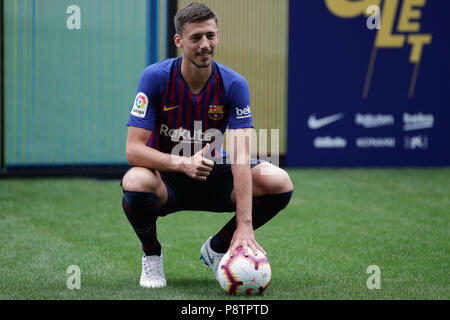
[
  {"xmin": 1, "ymin": 0, "xmax": 289, "ymax": 177},
  {"xmin": 2, "ymin": 0, "xmax": 448, "ymax": 178}
]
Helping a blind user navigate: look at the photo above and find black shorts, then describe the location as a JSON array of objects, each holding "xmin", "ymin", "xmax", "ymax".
[{"xmin": 122, "ymin": 158, "xmax": 264, "ymax": 216}]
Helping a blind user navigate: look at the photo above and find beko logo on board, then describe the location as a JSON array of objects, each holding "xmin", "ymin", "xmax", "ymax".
[{"xmin": 403, "ymin": 113, "xmax": 434, "ymax": 131}]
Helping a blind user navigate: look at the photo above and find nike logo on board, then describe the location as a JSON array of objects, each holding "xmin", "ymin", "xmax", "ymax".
[{"xmin": 308, "ymin": 113, "xmax": 345, "ymax": 129}]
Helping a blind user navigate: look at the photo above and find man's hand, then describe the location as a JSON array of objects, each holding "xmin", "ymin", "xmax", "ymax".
[
  {"xmin": 228, "ymin": 223, "xmax": 267, "ymax": 257},
  {"xmin": 180, "ymin": 143, "xmax": 215, "ymax": 181}
]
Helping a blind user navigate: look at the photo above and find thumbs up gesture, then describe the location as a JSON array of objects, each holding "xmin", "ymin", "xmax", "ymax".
[{"xmin": 180, "ymin": 143, "xmax": 215, "ymax": 181}]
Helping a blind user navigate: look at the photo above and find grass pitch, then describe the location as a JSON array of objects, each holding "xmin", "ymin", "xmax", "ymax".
[{"xmin": 0, "ymin": 168, "xmax": 449, "ymax": 300}]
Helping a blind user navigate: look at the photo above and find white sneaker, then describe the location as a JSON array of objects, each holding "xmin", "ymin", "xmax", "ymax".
[
  {"xmin": 200, "ymin": 236, "xmax": 225, "ymax": 280},
  {"xmin": 140, "ymin": 254, "xmax": 167, "ymax": 288}
]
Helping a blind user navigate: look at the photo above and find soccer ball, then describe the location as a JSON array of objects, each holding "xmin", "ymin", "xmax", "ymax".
[{"xmin": 217, "ymin": 247, "xmax": 272, "ymax": 295}]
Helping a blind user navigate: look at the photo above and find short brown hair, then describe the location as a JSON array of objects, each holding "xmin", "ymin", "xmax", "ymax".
[{"xmin": 174, "ymin": 2, "xmax": 218, "ymax": 35}]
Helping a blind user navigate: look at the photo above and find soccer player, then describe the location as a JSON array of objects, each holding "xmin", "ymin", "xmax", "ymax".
[{"xmin": 121, "ymin": 2, "xmax": 293, "ymax": 288}]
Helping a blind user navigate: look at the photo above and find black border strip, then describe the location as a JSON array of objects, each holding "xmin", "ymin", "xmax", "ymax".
[
  {"xmin": 0, "ymin": 300, "xmax": 445, "ymax": 318},
  {"xmin": 1, "ymin": 164, "xmax": 131, "ymax": 179},
  {"xmin": 167, "ymin": 0, "xmax": 177, "ymax": 58}
]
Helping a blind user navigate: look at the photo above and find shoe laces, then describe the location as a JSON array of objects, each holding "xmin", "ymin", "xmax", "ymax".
[{"xmin": 143, "ymin": 255, "xmax": 164, "ymax": 279}]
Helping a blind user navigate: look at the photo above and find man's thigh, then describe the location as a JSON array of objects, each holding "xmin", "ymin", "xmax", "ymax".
[
  {"xmin": 159, "ymin": 159, "xmax": 264, "ymax": 216},
  {"xmin": 159, "ymin": 164, "xmax": 235, "ymax": 215}
]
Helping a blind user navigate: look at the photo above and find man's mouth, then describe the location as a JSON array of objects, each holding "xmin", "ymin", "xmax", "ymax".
[{"xmin": 197, "ymin": 51, "xmax": 212, "ymax": 58}]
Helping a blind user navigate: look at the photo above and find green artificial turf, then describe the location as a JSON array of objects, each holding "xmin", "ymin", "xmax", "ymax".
[{"xmin": 0, "ymin": 168, "xmax": 449, "ymax": 300}]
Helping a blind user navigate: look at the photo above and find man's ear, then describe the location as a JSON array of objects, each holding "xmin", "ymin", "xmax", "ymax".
[{"xmin": 174, "ymin": 34, "xmax": 183, "ymax": 48}]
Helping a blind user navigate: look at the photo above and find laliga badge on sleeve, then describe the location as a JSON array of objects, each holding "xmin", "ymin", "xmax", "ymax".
[{"xmin": 131, "ymin": 92, "xmax": 149, "ymax": 118}]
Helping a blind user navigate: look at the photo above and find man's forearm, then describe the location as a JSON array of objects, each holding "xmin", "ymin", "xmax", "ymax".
[
  {"xmin": 126, "ymin": 142, "xmax": 184, "ymax": 172},
  {"xmin": 231, "ymin": 163, "xmax": 253, "ymax": 226}
]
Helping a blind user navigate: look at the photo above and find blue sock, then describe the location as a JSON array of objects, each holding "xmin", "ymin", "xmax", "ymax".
[
  {"xmin": 122, "ymin": 191, "xmax": 161, "ymax": 256},
  {"xmin": 211, "ymin": 190, "xmax": 293, "ymax": 253}
]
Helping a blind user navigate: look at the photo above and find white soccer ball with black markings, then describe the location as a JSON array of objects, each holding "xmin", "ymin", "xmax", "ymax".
[{"xmin": 217, "ymin": 247, "xmax": 272, "ymax": 295}]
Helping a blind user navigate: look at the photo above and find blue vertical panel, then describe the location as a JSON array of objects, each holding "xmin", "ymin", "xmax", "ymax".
[
  {"xmin": 147, "ymin": 0, "xmax": 159, "ymax": 65},
  {"xmin": 4, "ymin": 0, "xmax": 161, "ymax": 166},
  {"xmin": 287, "ymin": 0, "xmax": 450, "ymax": 167}
]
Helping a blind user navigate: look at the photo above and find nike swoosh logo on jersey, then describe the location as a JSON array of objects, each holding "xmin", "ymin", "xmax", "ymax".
[
  {"xmin": 163, "ymin": 105, "xmax": 181, "ymax": 111},
  {"xmin": 308, "ymin": 113, "xmax": 345, "ymax": 129}
]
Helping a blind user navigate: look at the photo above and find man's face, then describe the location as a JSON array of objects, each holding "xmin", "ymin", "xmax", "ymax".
[{"xmin": 176, "ymin": 18, "xmax": 219, "ymax": 69}]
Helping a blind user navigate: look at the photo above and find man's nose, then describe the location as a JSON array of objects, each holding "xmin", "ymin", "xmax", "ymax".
[{"xmin": 199, "ymin": 35, "xmax": 210, "ymax": 49}]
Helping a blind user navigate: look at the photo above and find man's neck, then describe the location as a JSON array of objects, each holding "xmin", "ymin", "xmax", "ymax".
[{"xmin": 180, "ymin": 57, "xmax": 212, "ymax": 94}]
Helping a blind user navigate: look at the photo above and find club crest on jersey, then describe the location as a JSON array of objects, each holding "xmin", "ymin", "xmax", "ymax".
[
  {"xmin": 131, "ymin": 92, "xmax": 148, "ymax": 118},
  {"xmin": 208, "ymin": 105, "xmax": 224, "ymax": 120}
]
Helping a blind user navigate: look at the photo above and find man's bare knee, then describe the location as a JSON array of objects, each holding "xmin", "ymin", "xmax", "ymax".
[
  {"xmin": 252, "ymin": 163, "xmax": 294, "ymax": 195},
  {"xmin": 122, "ymin": 167, "xmax": 160, "ymax": 193}
]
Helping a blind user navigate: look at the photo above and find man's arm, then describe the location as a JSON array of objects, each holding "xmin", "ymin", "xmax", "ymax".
[
  {"xmin": 126, "ymin": 126, "xmax": 214, "ymax": 180},
  {"xmin": 227, "ymin": 128, "xmax": 266, "ymax": 257}
]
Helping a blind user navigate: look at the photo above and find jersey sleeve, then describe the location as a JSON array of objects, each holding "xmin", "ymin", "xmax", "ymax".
[
  {"xmin": 126, "ymin": 67, "xmax": 160, "ymax": 131},
  {"xmin": 227, "ymin": 76, "xmax": 254, "ymax": 130}
]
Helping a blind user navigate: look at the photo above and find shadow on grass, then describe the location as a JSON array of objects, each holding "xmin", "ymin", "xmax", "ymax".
[
  {"xmin": 167, "ymin": 278, "xmax": 217, "ymax": 288},
  {"xmin": 166, "ymin": 278, "xmax": 227, "ymax": 298}
]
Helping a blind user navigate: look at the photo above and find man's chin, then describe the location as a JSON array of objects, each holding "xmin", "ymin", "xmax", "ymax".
[
  {"xmin": 196, "ymin": 61, "xmax": 211, "ymax": 69},
  {"xmin": 187, "ymin": 56, "xmax": 213, "ymax": 69}
]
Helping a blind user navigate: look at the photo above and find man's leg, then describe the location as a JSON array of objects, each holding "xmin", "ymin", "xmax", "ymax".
[
  {"xmin": 121, "ymin": 167, "xmax": 168, "ymax": 256},
  {"xmin": 210, "ymin": 162, "xmax": 294, "ymax": 253},
  {"xmin": 121, "ymin": 167, "xmax": 168, "ymax": 288}
]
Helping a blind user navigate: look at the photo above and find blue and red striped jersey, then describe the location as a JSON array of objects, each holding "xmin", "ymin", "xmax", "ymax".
[{"xmin": 127, "ymin": 57, "xmax": 253, "ymax": 157}]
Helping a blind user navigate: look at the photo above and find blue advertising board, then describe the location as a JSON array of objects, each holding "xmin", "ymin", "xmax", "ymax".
[{"xmin": 286, "ymin": 0, "xmax": 450, "ymax": 167}]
